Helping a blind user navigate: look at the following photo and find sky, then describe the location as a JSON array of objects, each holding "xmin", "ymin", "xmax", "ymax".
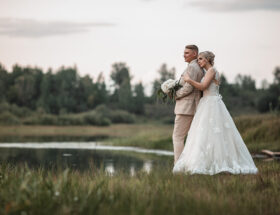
[{"xmin": 0, "ymin": 0, "xmax": 279, "ymax": 94}]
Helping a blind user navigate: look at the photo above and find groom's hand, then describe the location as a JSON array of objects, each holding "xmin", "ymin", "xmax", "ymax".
[
  {"xmin": 167, "ymin": 92, "xmax": 172, "ymax": 99},
  {"xmin": 175, "ymin": 66, "xmax": 196, "ymax": 99}
]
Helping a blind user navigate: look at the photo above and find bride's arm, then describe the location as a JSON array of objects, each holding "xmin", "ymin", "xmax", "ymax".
[{"xmin": 184, "ymin": 68, "xmax": 215, "ymax": 91}]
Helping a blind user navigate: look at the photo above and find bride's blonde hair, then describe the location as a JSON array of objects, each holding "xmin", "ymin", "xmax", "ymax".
[{"xmin": 199, "ymin": 51, "xmax": 215, "ymax": 66}]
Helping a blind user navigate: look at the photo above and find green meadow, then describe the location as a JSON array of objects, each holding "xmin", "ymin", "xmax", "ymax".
[
  {"xmin": 0, "ymin": 161, "xmax": 279, "ymax": 215},
  {"xmin": 0, "ymin": 114, "xmax": 279, "ymax": 215}
]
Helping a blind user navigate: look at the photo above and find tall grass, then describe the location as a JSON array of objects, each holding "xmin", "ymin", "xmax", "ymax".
[
  {"xmin": 0, "ymin": 161, "xmax": 279, "ymax": 215},
  {"xmin": 235, "ymin": 114, "xmax": 280, "ymax": 152}
]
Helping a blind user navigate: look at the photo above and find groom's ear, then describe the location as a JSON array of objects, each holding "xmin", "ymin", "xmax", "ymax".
[{"xmin": 193, "ymin": 50, "xmax": 198, "ymax": 58}]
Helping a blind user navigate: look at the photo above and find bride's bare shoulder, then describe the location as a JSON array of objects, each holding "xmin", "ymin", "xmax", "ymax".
[
  {"xmin": 207, "ymin": 67, "xmax": 216, "ymax": 73},
  {"xmin": 205, "ymin": 67, "xmax": 216, "ymax": 76}
]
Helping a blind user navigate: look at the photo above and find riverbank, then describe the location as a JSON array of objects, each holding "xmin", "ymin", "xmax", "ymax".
[{"xmin": 0, "ymin": 114, "xmax": 279, "ymax": 152}]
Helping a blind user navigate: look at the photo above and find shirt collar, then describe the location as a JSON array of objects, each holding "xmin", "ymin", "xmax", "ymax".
[{"xmin": 189, "ymin": 59, "xmax": 197, "ymax": 64}]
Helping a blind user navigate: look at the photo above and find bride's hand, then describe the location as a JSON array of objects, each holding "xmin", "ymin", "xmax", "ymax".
[{"xmin": 184, "ymin": 73, "xmax": 191, "ymax": 83}]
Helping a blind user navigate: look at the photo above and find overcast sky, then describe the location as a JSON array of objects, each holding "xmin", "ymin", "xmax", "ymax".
[{"xmin": 0, "ymin": 0, "xmax": 279, "ymax": 93}]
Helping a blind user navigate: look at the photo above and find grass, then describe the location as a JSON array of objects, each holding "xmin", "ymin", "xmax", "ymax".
[
  {"xmin": 0, "ymin": 161, "xmax": 279, "ymax": 215},
  {"xmin": 0, "ymin": 114, "xmax": 279, "ymax": 214},
  {"xmin": 98, "ymin": 114, "xmax": 280, "ymax": 153},
  {"xmin": 234, "ymin": 114, "xmax": 280, "ymax": 152},
  {"xmin": 0, "ymin": 114, "xmax": 279, "ymax": 153},
  {"xmin": 0, "ymin": 123, "xmax": 171, "ymax": 139}
]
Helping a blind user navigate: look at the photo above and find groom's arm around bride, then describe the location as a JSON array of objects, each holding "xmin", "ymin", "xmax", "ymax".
[{"xmin": 172, "ymin": 45, "xmax": 204, "ymax": 164}]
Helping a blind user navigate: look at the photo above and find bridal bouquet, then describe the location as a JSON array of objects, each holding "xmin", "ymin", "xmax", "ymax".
[{"xmin": 157, "ymin": 79, "xmax": 182, "ymax": 103}]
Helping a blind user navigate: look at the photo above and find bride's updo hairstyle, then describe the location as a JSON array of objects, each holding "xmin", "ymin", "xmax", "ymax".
[{"xmin": 199, "ymin": 51, "xmax": 215, "ymax": 66}]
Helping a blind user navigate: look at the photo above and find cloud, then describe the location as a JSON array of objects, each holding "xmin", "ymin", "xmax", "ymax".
[
  {"xmin": 0, "ymin": 18, "xmax": 116, "ymax": 38},
  {"xmin": 188, "ymin": 0, "xmax": 280, "ymax": 12}
]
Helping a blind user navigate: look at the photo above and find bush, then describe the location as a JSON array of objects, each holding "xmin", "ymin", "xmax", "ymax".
[
  {"xmin": 10, "ymin": 104, "xmax": 32, "ymax": 118},
  {"xmin": 57, "ymin": 115, "xmax": 85, "ymax": 126},
  {"xmin": 95, "ymin": 104, "xmax": 111, "ymax": 115},
  {"xmin": 91, "ymin": 104, "xmax": 135, "ymax": 124},
  {"xmin": 0, "ymin": 102, "xmax": 32, "ymax": 118},
  {"xmin": 0, "ymin": 111, "xmax": 21, "ymax": 125},
  {"xmin": 23, "ymin": 114, "xmax": 58, "ymax": 125},
  {"xmin": 109, "ymin": 110, "xmax": 135, "ymax": 123},
  {"xmin": 0, "ymin": 103, "xmax": 135, "ymax": 126},
  {"xmin": 83, "ymin": 112, "xmax": 111, "ymax": 126},
  {"xmin": 0, "ymin": 102, "xmax": 9, "ymax": 112}
]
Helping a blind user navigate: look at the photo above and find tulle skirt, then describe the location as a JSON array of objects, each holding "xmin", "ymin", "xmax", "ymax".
[{"xmin": 173, "ymin": 95, "xmax": 258, "ymax": 175}]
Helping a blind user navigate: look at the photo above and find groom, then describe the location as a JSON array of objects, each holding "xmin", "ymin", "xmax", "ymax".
[{"xmin": 173, "ymin": 45, "xmax": 204, "ymax": 164}]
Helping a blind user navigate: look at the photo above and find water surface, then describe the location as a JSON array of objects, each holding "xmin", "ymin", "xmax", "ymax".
[{"xmin": 0, "ymin": 142, "xmax": 173, "ymax": 175}]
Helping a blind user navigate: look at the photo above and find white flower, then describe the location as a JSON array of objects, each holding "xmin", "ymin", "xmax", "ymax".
[{"xmin": 161, "ymin": 79, "xmax": 177, "ymax": 93}]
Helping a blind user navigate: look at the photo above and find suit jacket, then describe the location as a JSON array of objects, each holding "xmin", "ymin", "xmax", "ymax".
[{"xmin": 174, "ymin": 59, "xmax": 204, "ymax": 115}]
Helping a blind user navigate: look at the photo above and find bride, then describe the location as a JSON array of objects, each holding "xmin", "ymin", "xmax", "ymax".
[{"xmin": 172, "ymin": 51, "xmax": 258, "ymax": 175}]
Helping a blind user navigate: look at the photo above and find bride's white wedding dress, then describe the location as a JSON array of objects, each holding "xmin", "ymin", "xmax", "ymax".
[{"xmin": 173, "ymin": 68, "xmax": 258, "ymax": 175}]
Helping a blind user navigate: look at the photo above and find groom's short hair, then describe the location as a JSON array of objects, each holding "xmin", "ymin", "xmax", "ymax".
[{"xmin": 185, "ymin": 45, "xmax": 199, "ymax": 54}]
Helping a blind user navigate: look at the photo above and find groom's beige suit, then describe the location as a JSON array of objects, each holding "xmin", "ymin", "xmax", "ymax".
[{"xmin": 173, "ymin": 59, "xmax": 204, "ymax": 163}]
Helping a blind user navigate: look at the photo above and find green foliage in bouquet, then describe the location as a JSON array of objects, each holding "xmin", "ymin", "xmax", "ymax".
[{"xmin": 157, "ymin": 82, "xmax": 182, "ymax": 103}]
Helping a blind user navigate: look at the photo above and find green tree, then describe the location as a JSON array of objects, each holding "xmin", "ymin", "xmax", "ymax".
[
  {"xmin": 110, "ymin": 63, "xmax": 133, "ymax": 111},
  {"xmin": 55, "ymin": 66, "xmax": 80, "ymax": 113},
  {"xmin": 0, "ymin": 64, "xmax": 8, "ymax": 101},
  {"xmin": 95, "ymin": 72, "xmax": 108, "ymax": 106},
  {"xmin": 235, "ymin": 74, "xmax": 256, "ymax": 91},
  {"xmin": 37, "ymin": 69, "xmax": 60, "ymax": 114},
  {"xmin": 273, "ymin": 67, "xmax": 280, "ymax": 84},
  {"xmin": 4, "ymin": 65, "xmax": 43, "ymax": 109},
  {"xmin": 13, "ymin": 74, "xmax": 36, "ymax": 107},
  {"xmin": 132, "ymin": 82, "xmax": 145, "ymax": 114},
  {"xmin": 257, "ymin": 67, "xmax": 280, "ymax": 112}
]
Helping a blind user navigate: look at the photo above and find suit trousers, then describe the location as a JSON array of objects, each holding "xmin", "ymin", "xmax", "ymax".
[{"xmin": 172, "ymin": 114, "xmax": 194, "ymax": 164}]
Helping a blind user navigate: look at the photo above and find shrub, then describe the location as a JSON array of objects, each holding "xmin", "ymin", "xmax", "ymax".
[
  {"xmin": 0, "ymin": 102, "xmax": 9, "ymax": 112},
  {"xmin": 83, "ymin": 112, "xmax": 111, "ymax": 126},
  {"xmin": 109, "ymin": 110, "xmax": 135, "ymax": 123},
  {"xmin": 90, "ymin": 105, "xmax": 135, "ymax": 124},
  {"xmin": 23, "ymin": 114, "xmax": 58, "ymax": 125},
  {"xmin": 0, "ymin": 111, "xmax": 21, "ymax": 125},
  {"xmin": 57, "ymin": 115, "xmax": 85, "ymax": 126},
  {"xmin": 0, "ymin": 102, "xmax": 32, "ymax": 118},
  {"xmin": 95, "ymin": 104, "xmax": 111, "ymax": 115},
  {"xmin": 9, "ymin": 104, "xmax": 32, "ymax": 118}
]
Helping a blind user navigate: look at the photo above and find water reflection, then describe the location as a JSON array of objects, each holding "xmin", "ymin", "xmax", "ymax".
[
  {"xmin": 0, "ymin": 142, "xmax": 173, "ymax": 156},
  {"xmin": 102, "ymin": 160, "xmax": 154, "ymax": 176},
  {"xmin": 143, "ymin": 160, "xmax": 152, "ymax": 174},
  {"xmin": 0, "ymin": 136, "xmax": 108, "ymax": 143},
  {"xmin": 130, "ymin": 165, "xmax": 136, "ymax": 176},
  {"xmin": 0, "ymin": 144, "xmax": 172, "ymax": 174},
  {"xmin": 105, "ymin": 162, "xmax": 115, "ymax": 176}
]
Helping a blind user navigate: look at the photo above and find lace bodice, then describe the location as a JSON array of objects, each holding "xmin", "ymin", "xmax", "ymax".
[{"xmin": 202, "ymin": 68, "xmax": 220, "ymax": 97}]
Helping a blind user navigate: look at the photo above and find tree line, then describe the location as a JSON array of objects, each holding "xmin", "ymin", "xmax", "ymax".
[{"xmin": 0, "ymin": 62, "xmax": 279, "ymax": 116}]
